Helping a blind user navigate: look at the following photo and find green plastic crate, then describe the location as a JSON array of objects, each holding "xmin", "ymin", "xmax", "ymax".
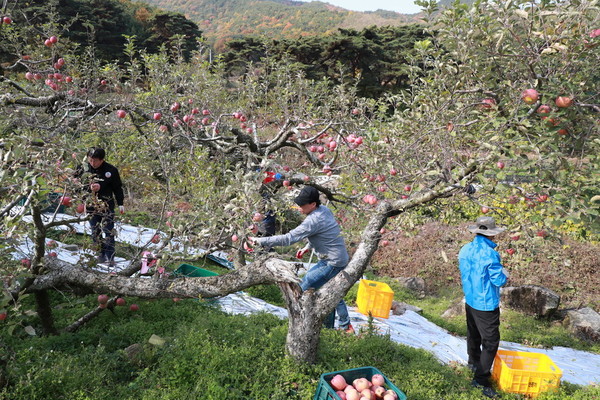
[
  {"xmin": 173, "ymin": 263, "xmax": 219, "ymax": 277},
  {"xmin": 18, "ymin": 192, "xmax": 65, "ymax": 213},
  {"xmin": 313, "ymin": 366, "xmax": 407, "ymax": 400}
]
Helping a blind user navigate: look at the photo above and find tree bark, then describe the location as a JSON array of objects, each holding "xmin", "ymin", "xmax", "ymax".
[{"xmin": 35, "ymin": 290, "xmax": 58, "ymax": 335}]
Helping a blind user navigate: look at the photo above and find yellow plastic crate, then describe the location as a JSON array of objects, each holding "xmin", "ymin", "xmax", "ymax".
[
  {"xmin": 356, "ymin": 279, "xmax": 394, "ymax": 319},
  {"xmin": 492, "ymin": 349, "xmax": 562, "ymax": 398}
]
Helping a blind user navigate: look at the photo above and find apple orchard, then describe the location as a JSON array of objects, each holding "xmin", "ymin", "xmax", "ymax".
[{"xmin": 0, "ymin": 0, "xmax": 598, "ymax": 363}]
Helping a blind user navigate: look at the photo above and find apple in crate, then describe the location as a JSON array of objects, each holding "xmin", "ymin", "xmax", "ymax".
[
  {"xmin": 371, "ymin": 374, "xmax": 385, "ymax": 387},
  {"xmin": 330, "ymin": 374, "xmax": 348, "ymax": 391},
  {"xmin": 336, "ymin": 391, "xmax": 347, "ymax": 400},
  {"xmin": 360, "ymin": 388, "xmax": 374, "ymax": 399},
  {"xmin": 345, "ymin": 388, "xmax": 360, "ymax": 400},
  {"xmin": 373, "ymin": 386, "xmax": 386, "ymax": 398},
  {"xmin": 353, "ymin": 377, "xmax": 370, "ymax": 392}
]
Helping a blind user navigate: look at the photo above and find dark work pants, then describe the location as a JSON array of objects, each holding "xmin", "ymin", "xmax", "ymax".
[
  {"xmin": 90, "ymin": 209, "xmax": 116, "ymax": 262},
  {"xmin": 465, "ymin": 304, "xmax": 500, "ymax": 387}
]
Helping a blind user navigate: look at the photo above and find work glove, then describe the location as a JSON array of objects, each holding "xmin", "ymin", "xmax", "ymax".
[
  {"xmin": 296, "ymin": 245, "xmax": 310, "ymax": 259},
  {"xmin": 244, "ymin": 237, "xmax": 257, "ymax": 253}
]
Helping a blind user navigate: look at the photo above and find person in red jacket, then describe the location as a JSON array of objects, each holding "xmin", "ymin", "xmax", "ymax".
[{"xmin": 84, "ymin": 148, "xmax": 124, "ymax": 265}]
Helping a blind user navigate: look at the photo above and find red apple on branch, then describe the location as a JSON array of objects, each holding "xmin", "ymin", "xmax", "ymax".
[
  {"xmin": 116, "ymin": 110, "xmax": 127, "ymax": 119},
  {"xmin": 129, "ymin": 304, "xmax": 139, "ymax": 312},
  {"xmin": 521, "ymin": 89, "xmax": 539, "ymax": 104},
  {"xmin": 537, "ymin": 104, "xmax": 551, "ymax": 115},
  {"xmin": 97, "ymin": 294, "xmax": 109, "ymax": 304},
  {"xmin": 116, "ymin": 298, "xmax": 126, "ymax": 306},
  {"xmin": 60, "ymin": 196, "xmax": 72, "ymax": 207},
  {"xmin": 555, "ymin": 96, "xmax": 573, "ymax": 108},
  {"xmin": 480, "ymin": 98, "xmax": 496, "ymax": 110}
]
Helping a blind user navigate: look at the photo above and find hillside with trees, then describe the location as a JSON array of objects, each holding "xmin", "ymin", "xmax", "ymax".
[
  {"xmin": 220, "ymin": 24, "xmax": 432, "ymax": 98},
  {"xmin": 0, "ymin": 0, "xmax": 202, "ymax": 63},
  {"xmin": 141, "ymin": 0, "xmax": 423, "ymax": 51}
]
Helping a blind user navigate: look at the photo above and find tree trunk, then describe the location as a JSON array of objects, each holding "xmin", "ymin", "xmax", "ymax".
[
  {"xmin": 279, "ymin": 282, "xmax": 325, "ymax": 364},
  {"xmin": 35, "ymin": 290, "xmax": 57, "ymax": 335}
]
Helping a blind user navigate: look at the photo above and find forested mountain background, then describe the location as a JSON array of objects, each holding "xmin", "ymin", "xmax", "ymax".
[
  {"xmin": 1, "ymin": 0, "xmax": 436, "ymax": 99},
  {"xmin": 141, "ymin": 0, "xmax": 425, "ymax": 51}
]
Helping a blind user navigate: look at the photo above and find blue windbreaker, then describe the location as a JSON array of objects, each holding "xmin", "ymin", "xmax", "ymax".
[{"xmin": 458, "ymin": 235, "xmax": 507, "ymax": 311}]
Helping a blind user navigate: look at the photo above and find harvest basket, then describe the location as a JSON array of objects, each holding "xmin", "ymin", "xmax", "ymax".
[
  {"xmin": 313, "ymin": 366, "xmax": 407, "ymax": 400},
  {"xmin": 492, "ymin": 349, "xmax": 562, "ymax": 398},
  {"xmin": 356, "ymin": 279, "xmax": 394, "ymax": 319}
]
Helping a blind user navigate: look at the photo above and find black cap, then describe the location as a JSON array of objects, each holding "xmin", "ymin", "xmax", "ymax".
[{"xmin": 294, "ymin": 186, "xmax": 320, "ymax": 206}]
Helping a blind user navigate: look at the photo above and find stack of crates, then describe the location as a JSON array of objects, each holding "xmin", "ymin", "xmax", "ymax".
[
  {"xmin": 356, "ymin": 279, "xmax": 394, "ymax": 319},
  {"xmin": 313, "ymin": 366, "xmax": 407, "ymax": 400},
  {"xmin": 492, "ymin": 349, "xmax": 562, "ymax": 398}
]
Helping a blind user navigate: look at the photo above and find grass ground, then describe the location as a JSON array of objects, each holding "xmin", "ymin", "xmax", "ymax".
[
  {"xmin": 13, "ymin": 220, "xmax": 596, "ymax": 399},
  {"xmin": 1, "ymin": 274, "xmax": 599, "ymax": 400}
]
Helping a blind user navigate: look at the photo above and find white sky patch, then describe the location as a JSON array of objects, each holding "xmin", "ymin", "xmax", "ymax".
[{"xmin": 299, "ymin": 0, "xmax": 423, "ymax": 15}]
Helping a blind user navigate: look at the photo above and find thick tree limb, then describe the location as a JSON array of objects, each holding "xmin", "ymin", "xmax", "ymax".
[{"xmin": 28, "ymin": 256, "xmax": 302, "ymax": 299}]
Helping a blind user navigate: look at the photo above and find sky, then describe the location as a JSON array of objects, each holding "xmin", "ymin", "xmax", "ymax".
[{"xmin": 299, "ymin": 0, "xmax": 423, "ymax": 15}]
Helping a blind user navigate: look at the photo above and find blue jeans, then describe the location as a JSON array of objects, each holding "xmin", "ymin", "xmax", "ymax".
[
  {"xmin": 300, "ymin": 260, "xmax": 350, "ymax": 329},
  {"xmin": 90, "ymin": 209, "xmax": 116, "ymax": 262}
]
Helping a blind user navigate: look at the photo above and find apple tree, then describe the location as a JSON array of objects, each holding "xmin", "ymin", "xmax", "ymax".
[{"xmin": 1, "ymin": 0, "xmax": 598, "ymax": 363}]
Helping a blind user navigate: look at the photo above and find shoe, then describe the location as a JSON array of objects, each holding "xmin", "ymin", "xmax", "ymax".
[
  {"xmin": 471, "ymin": 380, "xmax": 500, "ymax": 398},
  {"xmin": 339, "ymin": 324, "xmax": 355, "ymax": 334}
]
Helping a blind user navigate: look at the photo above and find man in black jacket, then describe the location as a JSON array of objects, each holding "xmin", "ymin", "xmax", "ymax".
[{"xmin": 84, "ymin": 148, "xmax": 124, "ymax": 264}]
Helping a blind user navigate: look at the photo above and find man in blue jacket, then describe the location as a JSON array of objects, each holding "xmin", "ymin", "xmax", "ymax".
[
  {"xmin": 459, "ymin": 216, "xmax": 508, "ymax": 398},
  {"xmin": 249, "ymin": 185, "xmax": 353, "ymax": 333}
]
